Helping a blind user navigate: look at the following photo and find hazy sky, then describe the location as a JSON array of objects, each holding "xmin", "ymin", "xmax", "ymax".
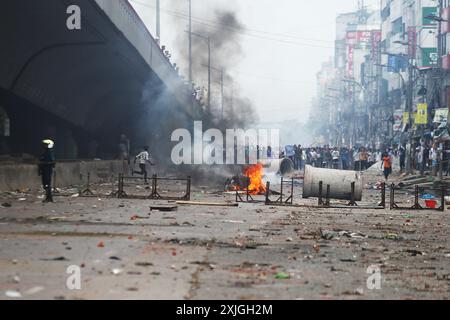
[{"xmin": 131, "ymin": 0, "xmax": 379, "ymax": 124}]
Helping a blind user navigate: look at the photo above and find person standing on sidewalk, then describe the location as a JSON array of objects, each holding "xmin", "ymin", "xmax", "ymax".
[
  {"xmin": 358, "ymin": 147, "xmax": 368, "ymax": 171},
  {"xmin": 331, "ymin": 147, "xmax": 340, "ymax": 169},
  {"xmin": 399, "ymin": 144, "xmax": 406, "ymax": 172},
  {"xmin": 118, "ymin": 133, "xmax": 131, "ymax": 174},
  {"xmin": 416, "ymin": 143, "xmax": 425, "ymax": 175},
  {"xmin": 430, "ymin": 143, "xmax": 439, "ymax": 176},
  {"xmin": 294, "ymin": 145, "xmax": 301, "ymax": 170},
  {"xmin": 445, "ymin": 148, "xmax": 450, "ymax": 176}
]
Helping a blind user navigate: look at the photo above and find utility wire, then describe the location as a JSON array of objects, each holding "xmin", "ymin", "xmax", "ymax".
[
  {"xmin": 129, "ymin": 0, "xmax": 335, "ymax": 49},
  {"xmin": 230, "ymin": 71, "xmax": 316, "ymax": 85},
  {"xmin": 130, "ymin": 0, "xmax": 333, "ymax": 43},
  {"xmin": 199, "ymin": 63, "xmax": 315, "ymax": 85}
]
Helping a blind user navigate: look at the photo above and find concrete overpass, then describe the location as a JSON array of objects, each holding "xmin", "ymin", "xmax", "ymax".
[{"xmin": 0, "ymin": 0, "xmax": 198, "ymax": 160}]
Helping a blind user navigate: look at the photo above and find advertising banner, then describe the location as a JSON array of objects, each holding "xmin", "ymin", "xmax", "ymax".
[
  {"xmin": 393, "ymin": 110, "xmax": 403, "ymax": 131},
  {"xmin": 403, "ymin": 112, "xmax": 410, "ymax": 124},
  {"xmin": 347, "ymin": 45, "xmax": 354, "ymax": 78},
  {"xmin": 371, "ymin": 30, "xmax": 381, "ymax": 62},
  {"xmin": 423, "ymin": 7, "xmax": 438, "ymax": 25},
  {"xmin": 407, "ymin": 27, "xmax": 417, "ymax": 58},
  {"xmin": 434, "ymin": 108, "xmax": 448, "ymax": 123},
  {"xmin": 422, "ymin": 48, "xmax": 438, "ymax": 67},
  {"xmin": 415, "ymin": 103, "xmax": 428, "ymax": 124}
]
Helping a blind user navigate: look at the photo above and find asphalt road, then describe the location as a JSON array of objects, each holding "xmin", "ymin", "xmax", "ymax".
[{"xmin": 1, "ymin": 170, "xmax": 449, "ymax": 300}]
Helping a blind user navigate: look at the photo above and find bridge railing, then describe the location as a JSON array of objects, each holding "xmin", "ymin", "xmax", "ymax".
[{"xmin": 94, "ymin": 0, "xmax": 191, "ymax": 98}]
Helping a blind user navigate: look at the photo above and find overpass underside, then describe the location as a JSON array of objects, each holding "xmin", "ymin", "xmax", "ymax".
[{"xmin": 0, "ymin": 0, "xmax": 191, "ymax": 160}]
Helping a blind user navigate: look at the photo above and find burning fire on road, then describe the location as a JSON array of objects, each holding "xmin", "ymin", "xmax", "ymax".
[
  {"xmin": 226, "ymin": 163, "xmax": 267, "ymax": 195},
  {"xmin": 243, "ymin": 163, "xmax": 267, "ymax": 194}
]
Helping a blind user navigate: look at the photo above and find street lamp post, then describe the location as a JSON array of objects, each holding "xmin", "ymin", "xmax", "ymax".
[
  {"xmin": 188, "ymin": 0, "xmax": 192, "ymax": 84},
  {"xmin": 207, "ymin": 37, "xmax": 211, "ymax": 113},
  {"xmin": 342, "ymin": 79, "xmax": 373, "ymax": 144},
  {"xmin": 380, "ymin": 50, "xmax": 421, "ymax": 173},
  {"xmin": 342, "ymin": 80, "xmax": 354, "ymax": 147},
  {"xmin": 221, "ymin": 67, "xmax": 224, "ymax": 120}
]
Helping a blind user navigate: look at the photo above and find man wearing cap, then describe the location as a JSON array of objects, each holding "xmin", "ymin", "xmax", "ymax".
[{"xmin": 38, "ymin": 139, "xmax": 56, "ymax": 203}]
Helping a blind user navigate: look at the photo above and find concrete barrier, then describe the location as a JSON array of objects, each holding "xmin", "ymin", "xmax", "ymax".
[{"xmin": 0, "ymin": 160, "xmax": 125, "ymax": 191}]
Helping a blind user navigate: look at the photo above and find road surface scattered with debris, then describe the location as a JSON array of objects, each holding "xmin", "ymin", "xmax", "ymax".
[{"xmin": 1, "ymin": 170, "xmax": 449, "ymax": 300}]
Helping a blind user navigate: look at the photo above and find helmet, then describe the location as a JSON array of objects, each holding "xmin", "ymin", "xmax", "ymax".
[{"xmin": 42, "ymin": 139, "xmax": 54, "ymax": 149}]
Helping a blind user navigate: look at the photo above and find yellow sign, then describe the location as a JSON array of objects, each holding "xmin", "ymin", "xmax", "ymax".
[
  {"xmin": 415, "ymin": 103, "xmax": 428, "ymax": 124},
  {"xmin": 403, "ymin": 112, "xmax": 410, "ymax": 124}
]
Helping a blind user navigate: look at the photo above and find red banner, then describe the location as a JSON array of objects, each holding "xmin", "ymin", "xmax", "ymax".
[
  {"xmin": 347, "ymin": 30, "xmax": 374, "ymax": 45},
  {"xmin": 442, "ymin": 7, "xmax": 450, "ymax": 34},
  {"xmin": 407, "ymin": 27, "xmax": 417, "ymax": 58},
  {"xmin": 347, "ymin": 45, "xmax": 354, "ymax": 78},
  {"xmin": 357, "ymin": 30, "xmax": 372, "ymax": 43},
  {"xmin": 346, "ymin": 31, "xmax": 357, "ymax": 45},
  {"xmin": 371, "ymin": 30, "xmax": 381, "ymax": 61}
]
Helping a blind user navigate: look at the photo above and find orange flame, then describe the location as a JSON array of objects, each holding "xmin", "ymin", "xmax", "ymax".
[{"xmin": 243, "ymin": 163, "xmax": 266, "ymax": 195}]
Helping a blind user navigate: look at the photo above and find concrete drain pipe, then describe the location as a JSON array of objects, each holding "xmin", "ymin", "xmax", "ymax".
[
  {"xmin": 259, "ymin": 158, "xmax": 295, "ymax": 177},
  {"xmin": 302, "ymin": 165, "xmax": 363, "ymax": 201}
]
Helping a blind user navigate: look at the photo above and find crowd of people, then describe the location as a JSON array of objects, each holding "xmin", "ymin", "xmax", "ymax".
[
  {"xmin": 116, "ymin": 132, "xmax": 408, "ymax": 181},
  {"xmin": 281, "ymin": 145, "xmax": 396, "ymax": 179},
  {"xmin": 279, "ymin": 142, "xmax": 450, "ymax": 178},
  {"xmin": 412, "ymin": 142, "xmax": 450, "ymax": 176}
]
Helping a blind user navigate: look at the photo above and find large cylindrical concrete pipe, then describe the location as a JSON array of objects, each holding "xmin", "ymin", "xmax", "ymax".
[
  {"xmin": 302, "ymin": 165, "xmax": 363, "ymax": 201},
  {"xmin": 259, "ymin": 158, "xmax": 294, "ymax": 177}
]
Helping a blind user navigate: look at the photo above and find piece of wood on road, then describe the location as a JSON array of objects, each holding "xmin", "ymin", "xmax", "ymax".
[
  {"xmin": 150, "ymin": 205, "xmax": 178, "ymax": 212},
  {"xmin": 176, "ymin": 201, "xmax": 239, "ymax": 207}
]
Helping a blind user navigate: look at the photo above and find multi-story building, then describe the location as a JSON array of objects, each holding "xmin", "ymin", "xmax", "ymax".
[
  {"xmin": 439, "ymin": 0, "xmax": 450, "ymax": 111},
  {"xmin": 379, "ymin": 0, "xmax": 440, "ymax": 156},
  {"xmin": 313, "ymin": 0, "xmax": 450, "ymax": 154},
  {"xmin": 317, "ymin": 6, "xmax": 380, "ymax": 147}
]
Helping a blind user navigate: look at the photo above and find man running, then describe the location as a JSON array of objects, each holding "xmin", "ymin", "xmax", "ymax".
[{"xmin": 132, "ymin": 146, "xmax": 153, "ymax": 184}]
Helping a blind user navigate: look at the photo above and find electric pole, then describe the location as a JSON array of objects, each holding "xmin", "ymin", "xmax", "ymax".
[
  {"xmin": 438, "ymin": 0, "xmax": 443, "ymax": 69},
  {"xmin": 207, "ymin": 37, "xmax": 211, "ymax": 114},
  {"xmin": 156, "ymin": 0, "xmax": 160, "ymax": 42},
  {"xmin": 358, "ymin": 0, "xmax": 365, "ymax": 23},
  {"xmin": 438, "ymin": 0, "xmax": 444, "ymax": 179},
  {"xmin": 221, "ymin": 67, "xmax": 224, "ymax": 120},
  {"xmin": 230, "ymin": 81, "xmax": 234, "ymax": 116},
  {"xmin": 188, "ymin": 0, "xmax": 192, "ymax": 84}
]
